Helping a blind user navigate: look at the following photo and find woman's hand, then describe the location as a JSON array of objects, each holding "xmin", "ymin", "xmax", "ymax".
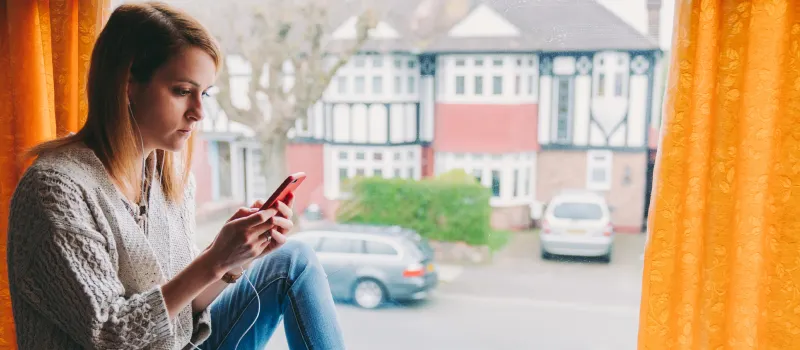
[{"xmin": 211, "ymin": 194, "xmax": 295, "ymax": 274}]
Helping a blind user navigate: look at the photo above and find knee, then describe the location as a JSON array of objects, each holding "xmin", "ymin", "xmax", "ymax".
[{"xmin": 273, "ymin": 239, "xmax": 324, "ymax": 281}]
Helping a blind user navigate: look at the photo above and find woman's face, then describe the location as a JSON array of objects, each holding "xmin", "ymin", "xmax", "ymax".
[{"xmin": 128, "ymin": 46, "xmax": 216, "ymax": 153}]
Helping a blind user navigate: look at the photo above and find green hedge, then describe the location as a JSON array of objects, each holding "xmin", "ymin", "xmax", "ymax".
[{"xmin": 336, "ymin": 170, "xmax": 492, "ymax": 245}]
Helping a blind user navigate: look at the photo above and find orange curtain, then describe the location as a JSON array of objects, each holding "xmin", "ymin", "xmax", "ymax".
[
  {"xmin": 0, "ymin": 0, "xmax": 109, "ymax": 347},
  {"xmin": 640, "ymin": 0, "xmax": 800, "ymax": 348}
]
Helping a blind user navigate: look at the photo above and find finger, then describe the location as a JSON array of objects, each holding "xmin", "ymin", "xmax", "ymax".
[
  {"xmin": 271, "ymin": 216, "xmax": 294, "ymax": 232},
  {"xmin": 270, "ymin": 229, "xmax": 287, "ymax": 246},
  {"xmin": 275, "ymin": 201, "xmax": 293, "ymax": 219},
  {"xmin": 251, "ymin": 199, "xmax": 266, "ymax": 210},
  {"xmin": 228, "ymin": 207, "xmax": 256, "ymax": 222},
  {"xmin": 250, "ymin": 219, "xmax": 277, "ymax": 235},
  {"xmin": 234, "ymin": 208, "xmax": 277, "ymax": 228},
  {"xmin": 283, "ymin": 192, "xmax": 295, "ymax": 209}
]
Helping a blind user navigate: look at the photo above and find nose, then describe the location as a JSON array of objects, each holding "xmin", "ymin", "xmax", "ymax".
[{"xmin": 189, "ymin": 93, "xmax": 205, "ymax": 121}]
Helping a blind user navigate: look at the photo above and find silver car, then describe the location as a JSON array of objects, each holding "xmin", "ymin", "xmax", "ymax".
[
  {"xmin": 288, "ymin": 224, "xmax": 439, "ymax": 309},
  {"xmin": 539, "ymin": 190, "xmax": 614, "ymax": 262}
]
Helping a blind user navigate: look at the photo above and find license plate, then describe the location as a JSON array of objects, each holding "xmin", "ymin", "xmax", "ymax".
[
  {"xmin": 427, "ymin": 263, "xmax": 435, "ymax": 272},
  {"xmin": 568, "ymin": 229, "xmax": 585, "ymax": 235}
]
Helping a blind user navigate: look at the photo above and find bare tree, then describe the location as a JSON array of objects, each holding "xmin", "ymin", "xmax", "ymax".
[{"xmin": 181, "ymin": 0, "xmax": 468, "ymax": 192}]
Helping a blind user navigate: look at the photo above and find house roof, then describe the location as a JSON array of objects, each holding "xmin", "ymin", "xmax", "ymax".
[{"xmin": 330, "ymin": 0, "xmax": 658, "ymax": 53}]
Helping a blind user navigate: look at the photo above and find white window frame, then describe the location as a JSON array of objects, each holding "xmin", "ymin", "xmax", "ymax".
[{"xmin": 586, "ymin": 150, "xmax": 613, "ymax": 191}]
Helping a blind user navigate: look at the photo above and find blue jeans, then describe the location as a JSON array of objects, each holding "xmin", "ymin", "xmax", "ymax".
[{"xmin": 198, "ymin": 240, "xmax": 345, "ymax": 350}]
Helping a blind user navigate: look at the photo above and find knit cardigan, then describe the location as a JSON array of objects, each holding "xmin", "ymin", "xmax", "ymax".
[{"xmin": 6, "ymin": 144, "xmax": 212, "ymax": 349}]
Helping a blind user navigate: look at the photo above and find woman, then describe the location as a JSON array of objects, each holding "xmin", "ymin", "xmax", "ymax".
[{"xmin": 5, "ymin": 2, "xmax": 344, "ymax": 350}]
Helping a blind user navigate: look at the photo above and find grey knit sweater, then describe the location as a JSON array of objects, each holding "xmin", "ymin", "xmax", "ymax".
[{"xmin": 6, "ymin": 144, "xmax": 212, "ymax": 349}]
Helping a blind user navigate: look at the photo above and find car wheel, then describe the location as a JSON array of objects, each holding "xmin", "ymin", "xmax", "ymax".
[
  {"xmin": 540, "ymin": 247, "xmax": 553, "ymax": 260},
  {"xmin": 353, "ymin": 279, "xmax": 385, "ymax": 309}
]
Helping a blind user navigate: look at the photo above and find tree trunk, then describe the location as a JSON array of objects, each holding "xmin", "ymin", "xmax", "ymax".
[{"xmin": 259, "ymin": 134, "xmax": 289, "ymax": 196}]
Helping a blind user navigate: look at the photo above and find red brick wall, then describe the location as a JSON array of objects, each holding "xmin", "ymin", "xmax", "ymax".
[
  {"xmin": 434, "ymin": 104, "xmax": 539, "ymax": 153},
  {"xmin": 286, "ymin": 143, "xmax": 326, "ymax": 217},
  {"xmin": 421, "ymin": 145, "xmax": 435, "ymax": 177}
]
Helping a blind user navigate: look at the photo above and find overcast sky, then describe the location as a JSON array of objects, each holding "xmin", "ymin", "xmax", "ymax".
[{"xmin": 598, "ymin": 0, "xmax": 676, "ymax": 50}]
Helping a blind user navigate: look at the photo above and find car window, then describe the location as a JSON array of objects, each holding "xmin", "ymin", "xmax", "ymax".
[
  {"xmin": 364, "ymin": 240, "xmax": 398, "ymax": 255},
  {"xmin": 317, "ymin": 237, "xmax": 362, "ymax": 254},
  {"xmin": 552, "ymin": 202, "xmax": 604, "ymax": 220}
]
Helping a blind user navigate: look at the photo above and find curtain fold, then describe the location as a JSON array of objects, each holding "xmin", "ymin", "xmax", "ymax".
[
  {"xmin": 0, "ymin": 1, "xmax": 108, "ymax": 347},
  {"xmin": 639, "ymin": 0, "xmax": 800, "ymax": 348}
]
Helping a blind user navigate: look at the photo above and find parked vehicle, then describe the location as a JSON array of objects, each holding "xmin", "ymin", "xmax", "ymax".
[
  {"xmin": 288, "ymin": 224, "xmax": 438, "ymax": 309},
  {"xmin": 539, "ymin": 190, "xmax": 614, "ymax": 263}
]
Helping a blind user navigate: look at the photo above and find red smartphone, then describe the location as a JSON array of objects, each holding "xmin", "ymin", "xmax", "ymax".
[{"xmin": 259, "ymin": 172, "xmax": 306, "ymax": 211}]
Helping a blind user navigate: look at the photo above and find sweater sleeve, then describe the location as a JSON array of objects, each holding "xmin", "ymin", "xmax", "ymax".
[{"xmin": 9, "ymin": 170, "xmax": 175, "ymax": 349}]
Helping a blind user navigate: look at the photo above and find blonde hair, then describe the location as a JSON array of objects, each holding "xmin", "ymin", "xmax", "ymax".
[{"xmin": 27, "ymin": 1, "xmax": 222, "ymax": 202}]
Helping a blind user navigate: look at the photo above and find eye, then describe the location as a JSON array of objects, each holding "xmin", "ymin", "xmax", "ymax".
[
  {"xmin": 202, "ymin": 91, "xmax": 211, "ymax": 98},
  {"xmin": 174, "ymin": 88, "xmax": 192, "ymax": 96}
]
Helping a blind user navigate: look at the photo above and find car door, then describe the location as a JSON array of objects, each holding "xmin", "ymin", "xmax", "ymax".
[{"xmin": 315, "ymin": 236, "xmax": 363, "ymax": 298}]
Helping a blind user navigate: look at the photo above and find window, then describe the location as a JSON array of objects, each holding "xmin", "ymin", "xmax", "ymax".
[
  {"xmin": 408, "ymin": 76, "xmax": 416, "ymax": 93},
  {"xmin": 365, "ymin": 240, "xmax": 398, "ymax": 255},
  {"xmin": 408, "ymin": 167, "xmax": 414, "ymax": 178},
  {"xmin": 491, "ymin": 170, "xmax": 501, "ymax": 197},
  {"xmin": 475, "ymin": 58, "xmax": 484, "ymax": 66},
  {"xmin": 338, "ymin": 151, "xmax": 348, "ymax": 160},
  {"xmin": 516, "ymin": 58, "xmax": 523, "ymax": 66},
  {"xmin": 474, "ymin": 76, "xmax": 484, "ymax": 95},
  {"xmin": 528, "ymin": 75, "xmax": 535, "ymax": 95},
  {"xmin": 354, "ymin": 76, "xmax": 365, "ymax": 94},
  {"xmin": 408, "ymin": 150, "xmax": 415, "ymax": 159},
  {"xmin": 337, "ymin": 76, "xmax": 347, "ymax": 94},
  {"xmin": 493, "ymin": 76, "xmax": 503, "ymax": 95},
  {"xmin": 318, "ymin": 237, "xmax": 361, "ymax": 254},
  {"xmin": 528, "ymin": 58, "xmax": 535, "ymax": 66},
  {"xmin": 586, "ymin": 150, "xmax": 612, "ymax": 190},
  {"xmin": 553, "ymin": 202, "xmax": 604, "ymax": 220},
  {"xmin": 394, "ymin": 152, "xmax": 402, "ymax": 161},
  {"xmin": 455, "ymin": 76, "xmax": 465, "ymax": 95},
  {"xmin": 356, "ymin": 168, "xmax": 365, "ymax": 176},
  {"xmin": 372, "ymin": 76, "xmax": 383, "ymax": 94},
  {"xmin": 455, "ymin": 58, "xmax": 466, "ymax": 66},
  {"xmin": 356, "ymin": 152, "xmax": 366, "ymax": 160},
  {"xmin": 394, "ymin": 58, "xmax": 402, "ymax": 69},
  {"xmin": 339, "ymin": 168, "xmax": 349, "ymax": 190},
  {"xmin": 374, "ymin": 169, "xmax": 383, "ymax": 178},
  {"xmin": 473, "ymin": 169, "xmax": 483, "ymax": 184},
  {"xmin": 515, "ymin": 75, "xmax": 521, "ymax": 95},
  {"xmin": 552, "ymin": 76, "xmax": 573, "ymax": 143},
  {"xmin": 394, "ymin": 168, "xmax": 401, "ymax": 178},
  {"xmin": 614, "ymin": 72, "xmax": 624, "ymax": 97},
  {"xmin": 394, "ymin": 76, "xmax": 402, "ymax": 94},
  {"xmin": 597, "ymin": 73, "xmax": 606, "ymax": 97},
  {"xmin": 354, "ymin": 56, "xmax": 365, "ymax": 68},
  {"xmin": 492, "ymin": 58, "xmax": 503, "ymax": 66},
  {"xmin": 513, "ymin": 169, "xmax": 519, "ymax": 197},
  {"xmin": 408, "ymin": 59, "xmax": 416, "ymax": 69},
  {"xmin": 372, "ymin": 56, "xmax": 383, "ymax": 68},
  {"xmin": 373, "ymin": 152, "xmax": 383, "ymax": 161},
  {"xmin": 524, "ymin": 167, "xmax": 531, "ymax": 195}
]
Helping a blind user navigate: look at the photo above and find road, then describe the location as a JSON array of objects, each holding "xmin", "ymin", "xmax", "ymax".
[{"xmin": 256, "ymin": 232, "xmax": 646, "ymax": 350}]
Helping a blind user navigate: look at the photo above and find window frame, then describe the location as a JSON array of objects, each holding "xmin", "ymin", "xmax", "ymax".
[{"xmin": 586, "ymin": 150, "xmax": 613, "ymax": 191}]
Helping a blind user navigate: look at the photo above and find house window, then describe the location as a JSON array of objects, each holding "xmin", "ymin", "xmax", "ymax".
[
  {"xmin": 394, "ymin": 58, "xmax": 402, "ymax": 69},
  {"xmin": 354, "ymin": 56, "xmax": 365, "ymax": 68},
  {"xmin": 394, "ymin": 152, "xmax": 401, "ymax": 161},
  {"xmin": 552, "ymin": 76, "xmax": 573, "ymax": 143},
  {"xmin": 474, "ymin": 76, "xmax": 484, "ymax": 95},
  {"xmin": 394, "ymin": 168, "xmax": 401, "ymax": 178},
  {"xmin": 408, "ymin": 59, "xmax": 416, "ymax": 69},
  {"xmin": 524, "ymin": 167, "xmax": 531, "ymax": 195},
  {"xmin": 614, "ymin": 72, "xmax": 624, "ymax": 97},
  {"xmin": 355, "ymin": 152, "xmax": 365, "ymax": 160},
  {"xmin": 586, "ymin": 150, "xmax": 613, "ymax": 191},
  {"xmin": 455, "ymin": 58, "xmax": 466, "ymax": 67},
  {"xmin": 493, "ymin": 76, "xmax": 503, "ymax": 95},
  {"xmin": 374, "ymin": 169, "xmax": 383, "ymax": 178},
  {"xmin": 528, "ymin": 75, "xmax": 535, "ymax": 95},
  {"xmin": 372, "ymin": 76, "xmax": 383, "ymax": 94},
  {"xmin": 339, "ymin": 168, "xmax": 349, "ymax": 190},
  {"xmin": 394, "ymin": 76, "xmax": 402, "ymax": 94},
  {"xmin": 372, "ymin": 56, "xmax": 383, "ymax": 68},
  {"xmin": 513, "ymin": 169, "xmax": 519, "ymax": 197},
  {"xmin": 491, "ymin": 170, "xmax": 501, "ymax": 197},
  {"xmin": 473, "ymin": 169, "xmax": 483, "ymax": 184},
  {"xmin": 515, "ymin": 75, "xmax": 521, "ymax": 95},
  {"xmin": 455, "ymin": 76, "xmax": 465, "ymax": 95},
  {"xmin": 338, "ymin": 151, "xmax": 348, "ymax": 160},
  {"xmin": 356, "ymin": 168, "xmax": 365, "ymax": 176},
  {"xmin": 354, "ymin": 76, "xmax": 365, "ymax": 94},
  {"xmin": 408, "ymin": 167, "xmax": 414, "ymax": 178},
  {"xmin": 475, "ymin": 58, "xmax": 484, "ymax": 66},
  {"xmin": 516, "ymin": 58, "xmax": 523, "ymax": 66},
  {"xmin": 337, "ymin": 76, "xmax": 347, "ymax": 94},
  {"xmin": 373, "ymin": 152, "xmax": 383, "ymax": 161},
  {"xmin": 597, "ymin": 73, "xmax": 606, "ymax": 97},
  {"xmin": 492, "ymin": 58, "xmax": 503, "ymax": 66},
  {"xmin": 408, "ymin": 76, "xmax": 416, "ymax": 93}
]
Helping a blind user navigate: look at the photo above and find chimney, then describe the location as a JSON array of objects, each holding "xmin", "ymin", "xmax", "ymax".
[{"xmin": 647, "ymin": 0, "xmax": 662, "ymax": 42}]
